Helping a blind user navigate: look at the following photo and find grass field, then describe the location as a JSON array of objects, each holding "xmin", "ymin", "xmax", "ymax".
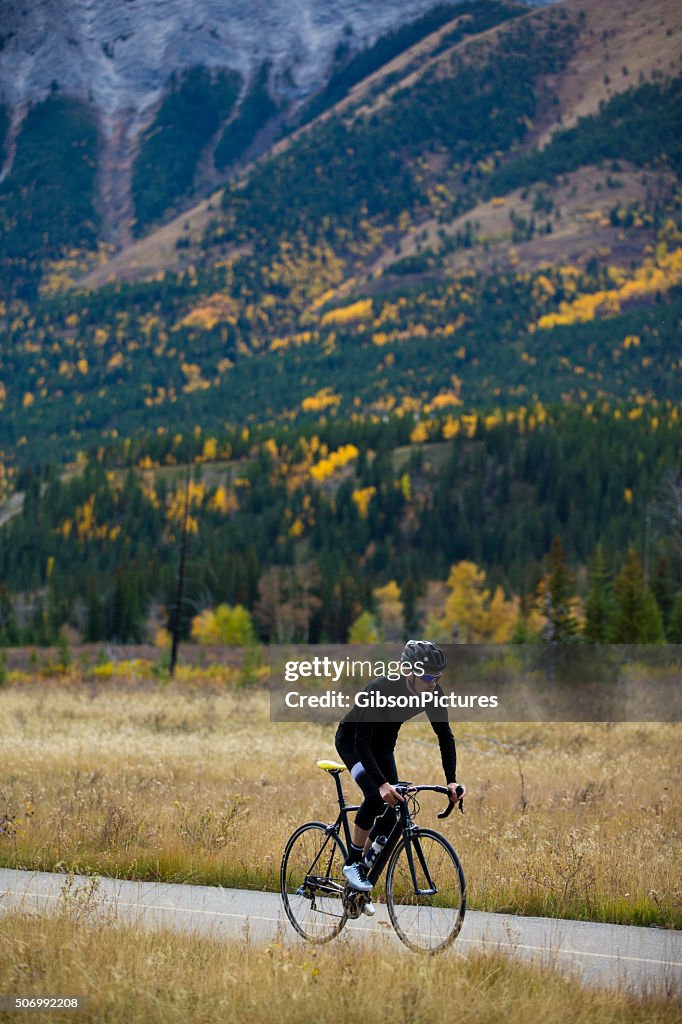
[
  {"xmin": 0, "ymin": 906, "xmax": 679, "ymax": 1024},
  {"xmin": 0, "ymin": 677, "xmax": 680, "ymax": 927}
]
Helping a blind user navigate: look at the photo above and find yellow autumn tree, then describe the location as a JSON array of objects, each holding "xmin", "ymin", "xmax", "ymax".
[
  {"xmin": 309, "ymin": 443, "xmax": 359, "ymax": 482},
  {"xmin": 301, "ymin": 387, "xmax": 341, "ymax": 413},
  {"xmin": 432, "ymin": 561, "xmax": 519, "ymax": 642},
  {"xmin": 191, "ymin": 604, "xmax": 256, "ymax": 646},
  {"xmin": 320, "ymin": 298, "xmax": 372, "ymax": 326},
  {"xmin": 352, "ymin": 486, "xmax": 376, "ymax": 518},
  {"xmin": 348, "ymin": 611, "xmax": 380, "ymax": 643},
  {"xmin": 373, "ymin": 580, "xmax": 404, "ymax": 641}
]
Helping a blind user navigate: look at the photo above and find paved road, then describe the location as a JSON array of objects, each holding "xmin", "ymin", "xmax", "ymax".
[{"xmin": 1, "ymin": 868, "xmax": 680, "ymax": 995}]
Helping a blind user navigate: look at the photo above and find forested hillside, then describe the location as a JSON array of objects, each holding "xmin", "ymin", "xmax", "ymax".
[
  {"xmin": 1, "ymin": 404, "xmax": 680, "ymax": 645},
  {"xmin": 0, "ymin": 0, "xmax": 680, "ymax": 649},
  {"xmin": 132, "ymin": 67, "xmax": 242, "ymax": 233},
  {"xmin": 0, "ymin": 96, "xmax": 101, "ymax": 301}
]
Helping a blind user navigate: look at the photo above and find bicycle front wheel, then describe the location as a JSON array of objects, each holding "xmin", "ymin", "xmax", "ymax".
[
  {"xmin": 280, "ymin": 821, "xmax": 348, "ymax": 942},
  {"xmin": 386, "ymin": 828, "xmax": 466, "ymax": 953}
]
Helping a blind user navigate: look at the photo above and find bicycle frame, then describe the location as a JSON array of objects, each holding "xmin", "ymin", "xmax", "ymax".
[
  {"xmin": 365, "ymin": 787, "xmax": 438, "ymax": 891},
  {"xmin": 324, "ymin": 771, "xmax": 448, "ymax": 895},
  {"xmin": 323, "ymin": 768, "xmax": 362, "ymax": 854}
]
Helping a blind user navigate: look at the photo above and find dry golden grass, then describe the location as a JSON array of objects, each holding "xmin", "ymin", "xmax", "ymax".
[
  {"xmin": 0, "ymin": 907, "xmax": 679, "ymax": 1024},
  {"xmin": 0, "ymin": 681, "xmax": 680, "ymax": 926}
]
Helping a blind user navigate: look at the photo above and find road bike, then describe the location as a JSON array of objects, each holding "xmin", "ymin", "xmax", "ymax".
[{"xmin": 280, "ymin": 759, "xmax": 466, "ymax": 954}]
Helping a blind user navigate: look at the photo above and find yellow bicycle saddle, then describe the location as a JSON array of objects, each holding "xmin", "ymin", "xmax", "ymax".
[{"xmin": 316, "ymin": 759, "xmax": 347, "ymax": 773}]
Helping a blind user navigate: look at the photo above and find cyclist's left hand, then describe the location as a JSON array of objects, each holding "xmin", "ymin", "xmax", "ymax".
[{"xmin": 448, "ymin": 782, "xmax": 466, "ymax": 803}]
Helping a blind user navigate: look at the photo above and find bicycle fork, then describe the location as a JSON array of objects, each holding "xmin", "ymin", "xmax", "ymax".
[{"xmin": 403, "ymin": 829, "xmax": 438, "ymax": 896}]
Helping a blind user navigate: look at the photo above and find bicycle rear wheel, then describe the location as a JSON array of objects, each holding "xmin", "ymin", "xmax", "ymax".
[
  {"xmin": 386, "ymin": 828, "xmax": 465, "ymax": 953},
  {"xmin": 280, "ymin": 821, "xmax": 348, "ymax": 942}
]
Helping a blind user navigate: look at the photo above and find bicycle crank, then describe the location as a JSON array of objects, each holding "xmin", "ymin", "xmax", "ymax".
[{"xmin": 342, "ymin": 887, "xmax": 368, "ymax": 920}]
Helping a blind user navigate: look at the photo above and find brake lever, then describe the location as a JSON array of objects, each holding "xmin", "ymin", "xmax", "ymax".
[
  {"xmin": 437, "ymin": 800, "xmax": 454, "ymax": 819},
  {"xmin": 437, "ymin": 786, "xmax": 465, "ymax": 818}
]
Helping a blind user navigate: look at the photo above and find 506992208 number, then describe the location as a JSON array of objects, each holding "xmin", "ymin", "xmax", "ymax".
[{"xmin": 0, "ymin": 996, "xmax": 84, "ymax": 1011}]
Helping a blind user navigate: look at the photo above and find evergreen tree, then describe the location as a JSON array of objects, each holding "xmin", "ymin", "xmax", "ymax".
[
  {"xmin": 109, "ymin": 568, "xmax": 144, "ymax": 642},
  {"xmin": 29, "ymin": 598, "xmax": 53, "ymax": 646},
  {"xmin": 0, "ymin": 586, "xmax": 19, "ymax": 645},
  {"xmin": 85, "ymin": 586, "xmax": 105, "ymax": 642},
  {"xmin": 610, "ymin": 548, "xmax": 665, "ymax": 643},
  {"xmin": 544, "ymin": 536, "xmax": 579, "ymax": 642},
  {"xmin": 402, "ymin": 574, "xmax": 419, "ymax": 636},
  {"xmin": 639, "ymin": 592, "xmax": 666, "ymax": 644},
  {"xmin": 651, "ymin": 557, "xmax": 674, "ymax": 631},
  {"xmin": 665, "ymin": 592, "xmax": 682, "ymax": 643},
  {"xmin": 510, "ymin": 614, "xmax": 538, "ymax": 644},
  {"xmin": 583, "ymin": 544, "xmax": 613, "ymax": 642}
]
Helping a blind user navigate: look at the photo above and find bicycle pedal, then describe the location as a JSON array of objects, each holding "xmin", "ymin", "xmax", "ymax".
[{"xmin": 342, "ymin": 890, "xmax": 364, "ymax": 920}]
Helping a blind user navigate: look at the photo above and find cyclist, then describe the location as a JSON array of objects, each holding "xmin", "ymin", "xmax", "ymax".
[{"xmin": 335, "ymin": 639, "xmax": 465, "ymax": 903}]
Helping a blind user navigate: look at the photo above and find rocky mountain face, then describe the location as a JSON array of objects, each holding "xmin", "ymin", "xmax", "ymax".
[
  {"xmin": 2, "ymin": 0, "xmax": 477, "ymax": 238},
  {"xmin": 0, "ymin": 1, "xmax": 559, "ymax": 241},
  {"xmin": 1, "ymin": 1, "xmax": 463, "ymax": 131}
]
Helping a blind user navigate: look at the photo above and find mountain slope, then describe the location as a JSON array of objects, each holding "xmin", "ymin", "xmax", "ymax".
[
  {"xmin": 0, "ymin": 0, "xmax": 680, "ymax": 487},
  {"xmin": 76, "ymin": 0, "xmax": 682, "ymax": 290},
  {"xmin": 73, "ymin": 1, "xmax": 529, "ymax": 288}
]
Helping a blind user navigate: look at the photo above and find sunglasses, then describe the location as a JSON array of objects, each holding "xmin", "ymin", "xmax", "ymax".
[{"xmin": 421, "ymin": 673, "xmax": 441, "ymax": 684}]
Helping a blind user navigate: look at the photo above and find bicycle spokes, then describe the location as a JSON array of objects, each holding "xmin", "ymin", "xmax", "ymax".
[
  {"xmin": 280, "ymin": 822, "xmax": 348, "ymax": 942},
  {"xmin": 386, "ymin": 829, "xmax": 466, "ymax": 953}
]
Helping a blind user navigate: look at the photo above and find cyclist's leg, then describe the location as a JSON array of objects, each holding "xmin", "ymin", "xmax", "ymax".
[
  {"xmin": 368, "ymin": 753, "xmax": 398, "ymax": 845},
  {"xmin": 353, "ymin": 755, "xmax": 397, "ymax": 857},
  {"xmin": 335, "ymin": 735, "xmax": 397, "ymax": 858},
  {"xmin": 335, "ymin": 731, "xmax": 384, "ymax": 865},
  {"xmin": 344, "ymin": 753, "xmax": 395, "ymax": 903}
]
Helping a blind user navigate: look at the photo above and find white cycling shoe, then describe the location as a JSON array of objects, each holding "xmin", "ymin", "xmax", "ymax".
[
  {"xmin": 361, "ymin": 900, "xmax": 376, "ymax": 917},
  {"xmin": 342, "ymin": 862, "xmax": 373, "ymax": 892}
]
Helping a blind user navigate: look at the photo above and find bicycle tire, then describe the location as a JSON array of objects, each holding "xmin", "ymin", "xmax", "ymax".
[
  {"xmin": 280, "ymin": 821, "xmax": 348, "ymax": 942},
  {"xmin": 386, "ymin": 828, "xmax": 466, "ymax": 953}
]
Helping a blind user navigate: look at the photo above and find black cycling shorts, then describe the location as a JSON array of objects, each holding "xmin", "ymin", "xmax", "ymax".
[{"xmin": 335, "ymin": 727, "xmax": 398, "ymax": 832}]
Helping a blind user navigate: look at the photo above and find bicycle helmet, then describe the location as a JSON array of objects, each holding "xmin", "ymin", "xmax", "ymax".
[{"xmin": 401, "ymin": 639, "xmax": 447, "ymax": 673}]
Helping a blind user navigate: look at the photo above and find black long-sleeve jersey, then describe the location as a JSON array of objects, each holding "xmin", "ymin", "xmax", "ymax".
[{"xmin": 336, "ymin": 675, "xmax": 457, "ymax": 789}]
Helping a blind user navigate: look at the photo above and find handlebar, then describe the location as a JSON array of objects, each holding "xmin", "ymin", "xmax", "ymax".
[{"xmin": 395, "ymin": 783, "xmax": 464, "ymax": 816}]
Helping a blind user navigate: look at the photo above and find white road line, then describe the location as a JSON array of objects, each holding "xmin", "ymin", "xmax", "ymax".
[
  {"xmin": 456, "ymin": 938, "xmax": 682, "ymax": 968},
  {"xmin": 3, "ymin": 888, "xmax": 281, "ymax": 926},
  {"xmin": 4, "ymin": 887, "xmax": 680, "ymax": 969}
]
